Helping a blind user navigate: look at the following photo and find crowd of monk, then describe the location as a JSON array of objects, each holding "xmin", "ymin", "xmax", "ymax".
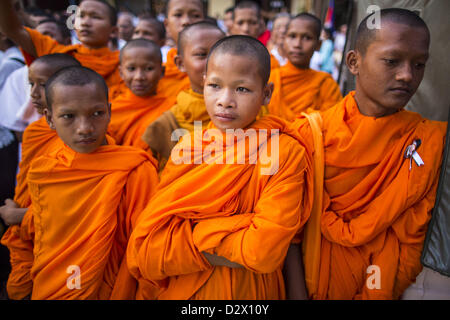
[{"xmin": 0, "ymin": 0, "xmax": 447, "ymax": 300}]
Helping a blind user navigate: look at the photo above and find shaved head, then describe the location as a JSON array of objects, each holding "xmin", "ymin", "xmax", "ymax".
[
  {"xmin": 207, "ymin": 35, "xmax": 271, "ymax": 85},
  {"xmin": 45, "ymin": 66, "xmax": 108, "ymax": 110},
  {"xmin": 288, "ymin": 13, "xmax": 321, "ymax": 39},
  {"xmin": 233, "ymin": 0, "xmax": 261, "ymax": 19},
  {"xmin": 80, "ymin": 0, "xmax": 117, "ymax": 26},
  {"xmin": 33, "ymin": 53, "xmax": 81, "ymax": 71},
  {"xmin": 177, "ymin": 21, "xmax": 225, "ymax": 57},
  {"xmin": 120, "ymin": 38, "xmax": 162, "ymax": 64},
  {"xmin": 356, "ymin": 8, "xmax": 430, "ymax": 56}
]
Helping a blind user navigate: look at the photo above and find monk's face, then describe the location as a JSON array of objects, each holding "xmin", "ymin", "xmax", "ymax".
[
  {"xmin": 283, "ymin": 18, "xmax": 320, "ymax": 69},
  {"xmin": 75, "ymin": 0, "xmax": 116, "ymax": 49},
  {"xmin": 231, "ymin": 8, "xmax": 260, "ymax": 39},
  {"xmin": 132, "ymin": 20, "xmax": 165, "ymax": 47},
  {"xmin": 348, "ymin": 21, "xmax": 429, "ymax": 116},
  {"xmin": 28, "ymin": 61, "xmax": 54, "ymax": 115},
  {"xmin": 120, "ymin": 46, "xmax": 163, "ymax": 97},
  {"xmin": 117, "ymin": 14, "xmax": 134, "ymax": 41},
  {"xmin": 36, "ymin": 21, "xmax": 65, "ymax": 44},
  {"xmin": 45, "ymin": 83, "xmax": 111, "ymax": 153},
  {"xmin": 164, "ymin": 0, "xmax": 204, "ymax": 44},
  {"xmin": 272, "ymin": 16, "xmax": 290, "ymax": 47},
  {"xmin": 175, "ymin": 29, "xmax": 224, "ymax": 94},
  {"xmin": 204, "ymin": 52, "xmax": 273, "ymax": 131}
]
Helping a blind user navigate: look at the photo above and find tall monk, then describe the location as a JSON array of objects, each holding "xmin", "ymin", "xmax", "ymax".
[
  {"xmin": 230, "ymin": 0, "xmax": 280, "ymax": 70},
  {"xmin": 1, "ymin": 66, "xmax": 158, "ymax": 300},
  {"xmin": 0, "ymin": 0, "xmax": 123, "ymax": 99},
  {"xmin": 292, "ymin": 8, "xmax": 447, "ymax": 300},
  {"xmin": 142, "ymin": 21, "xmax": 225, "ymax": 170},
  {"xmin": 107, "ymin": 39, "xmax": 176, "ymax": 153},
  {"xmin": 127, "ymin": 35, "xmax": 314, "ymax": 300},
  {"xmin": 268, "ymin": 13, "xmax": 342, "ymax": 121},
  {"xmin": 157, "ymin": 0, "xmax": 205, "ymax": 98}
]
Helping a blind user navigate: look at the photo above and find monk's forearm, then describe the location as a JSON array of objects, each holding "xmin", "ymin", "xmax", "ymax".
[
  {"xmin": 0, "ymin": 0, "xmax": 36, "ymax": 56},
  {"xmin": 202, "ymin": 251, "xmax": 243, "ymax": 268},
  {"xmin": 283, "ymin": 243, "xmax": 308, "ymax": 300}
]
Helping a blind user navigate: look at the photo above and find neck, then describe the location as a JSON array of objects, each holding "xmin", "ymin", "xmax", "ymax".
[{"xmin": 354, "ymin": 90, "xmax": 400, "ymax": 118}]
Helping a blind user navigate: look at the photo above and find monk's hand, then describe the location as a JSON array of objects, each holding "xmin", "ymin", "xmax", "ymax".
[
  {"xmin": 202, "ymin": 251, "xmax": 244, "ymax": 269},
  {"xmin": 0, "ymin": 199, "xmax": 26, "ymax": 226}
]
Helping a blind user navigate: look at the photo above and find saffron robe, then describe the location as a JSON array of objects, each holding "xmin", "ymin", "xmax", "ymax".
[
  {"xmin": 127, "ymin": 115, "xmax": 314, "ymax": 299},
  {"xmin": 23, "ymin": 27, "xmax": 123, "ymax": 98},
  {"xmin": 108, "ymin": 88, "xmax": 176, "ymax": 151},
  {"xmin": 157, "ymin": 48, "xmax": 190, "ymax": 99},
  {"xmin": 2, "ymin": 137, "xmax": 158, "ymax": 299},
  {"xmin": 296, "ymin": 91, "xmax": 447, "ymax": 299},
  {"xmin": 268, "ymin": 61, "xmax": 342, "ymax": 121}
]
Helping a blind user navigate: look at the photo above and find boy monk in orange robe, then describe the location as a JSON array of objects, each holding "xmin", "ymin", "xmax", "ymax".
[
  {"xmin": 2, "ymin": 66, "xmax": 158, "ymax": 300},
  {"xmin": 142, "ymin": 22, "xmax": 225, "ymax": 169},
  {"xmin": 127, "ymin": 35, "xmax": 314, "ymax": 300},
  {"xmin": 268, "ymin": 13, "xmax": 342, "ymax": 121},
  {"xmin": 0, "ymin": 0, "xmax": 123, "ymax": 98},
  {"xmin": 293, "ymin": 8, "xmax": 447, "ymax": 300},
  {"xmin": 230, "ymin": 1, "xmax": 280, "ymax": 70},
  {"xmin": 108, "ymin": 39, "xmax": 176, "ymax": 152},
  {"xmin": 157, "ymin": 0, "xmax": 205, "ymax": 98},
  {"xmin": 132, "ymin": 17, "xmax": 166, "ymax": 48}
]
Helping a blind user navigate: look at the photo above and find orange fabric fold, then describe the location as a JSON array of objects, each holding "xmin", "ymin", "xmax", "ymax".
[
  {"xmin": 268, "ymin": 61, "xmax": 342, "ymax": 121},
  {"xmin": 13, "ymin": 117, "xmax": 59, "ymax": 208},
  {"xmin": 108, "ymin": 88, "xmax": 176, "ymax": 151},
  {"xmin": 157, "ymin": 48, "xmax": 190, "ymax": 98},
  {"xmin": 4, "ymin": 137, "xmax": 158, "ymax": 300},
  {"xmin": 24, "ymin": 27, "xmax": 122, "ymax": 97},
  {"xmin": 127, "ymin": 115, "xmax": 314, "ymax": 299},
  {"xmin": 295, "ymin": 91, "xmax": 447, "ymax": 299}
]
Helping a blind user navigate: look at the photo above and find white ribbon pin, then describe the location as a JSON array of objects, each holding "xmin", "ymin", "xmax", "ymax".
[{"xmin": 404, "ymin": 139, "xmax": 424, "ymax": 171}]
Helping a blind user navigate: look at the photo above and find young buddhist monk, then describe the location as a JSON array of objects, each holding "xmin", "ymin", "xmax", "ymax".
[
  {"xmin": 126, "ymin": 35, "xmax": 314, "ymax": 300},
  {"xmin": 2, "ymin": 66, "xmax": 158, "ymax": 300},
  {"xmin": 142, "ymin": 21, "xmax": 225, "ymax": 169},
  {"xmin": 268, "ymin": 13, "xmax": 342, "ymax": 121},
  {"xmin": 107, "ymin": 39, "xmax": 176, "ymax": 152},
  {"xmin": 293, "ymin": 8, "xmax": 447, "ymax": 300},
  {"xmin": 230, "ymin": 1, "xmax": 280, "ymax": 69},
  {"xmin": 132, "ymin": 17, "xmax": 166, "ymax": 48},
  {"xmin": 157, "ymin": 0, "xmax": 205, "ymax": 98},
  {"xmin": 0, "ymin": 54, "xmax": 81, "ymax": 229},
  {"xmin": 0, "ymin": 0, "xmax": 123, "ymax": 97}
]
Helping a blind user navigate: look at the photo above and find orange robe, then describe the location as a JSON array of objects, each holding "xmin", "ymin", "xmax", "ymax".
[
  {"xmin": 127, "ymin": 115, "xmax": 314, "ymax": 299},
  {"xmin": 268, "ymin": 61, "xmax": 342, "ymax": 121},
  {"xmin": 23, "ymin": 27, "xmax": 123, "ymax": 99},
  {"xmin": 157, "ymin": 48, "xmax": 190, "ymax": 99},
  {"xmin": 108, "ymin": 88, "xmax": 176, "ymax": 151},
  {"xmin": 2, "ymin": 137, "xmax": 158, "ymax": 299},
  {"xmin": 296, "ymin": 91, "xmax": 447, "ymax": 300},
  {"xmin": 13, "ymin": 117, "xmax": 58, "ymax": 208}
]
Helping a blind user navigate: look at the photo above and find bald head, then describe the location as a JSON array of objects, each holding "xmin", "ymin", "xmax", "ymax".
[
  {"xmin": 177, "ymin": 21, "xmax": 225, "ymax": 57},
  {"xmin": 80, "ymin": 0, "xmax": 117, "ymax": 26},
  {"xmin": 288, "ymin": 13, "xmax": 321, "ymax": 39},
  {"xmin": 356, "ymin": 8, "xmax": 430, "ymax": 56},
  {"xmin": 120, "ymin": 38, "xmax": 162, "ymax": 64},
  {"xmin": 233, "ymin": 0, "xmax": 261, "ymax": 19},
  {"xmin": 33, "ymin": 53, "xmax": 81, "ymax": 71},
  {"xmin": 207, "ymin": 35, "xmax": 270, "ymax": 85},
  {"xmin": 45, "ymin": 66, "xmax": 108, "ymax": 110}
]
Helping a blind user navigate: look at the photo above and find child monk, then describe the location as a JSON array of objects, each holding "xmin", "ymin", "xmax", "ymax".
[
  {"xmin": 0, "ymin": 54, "xmax": 81, "ymax": 226},
  {"xmin": 268, "ymin": 13, "xmax": 342, "ymax": 121},
  {"xmin": 126, "ymin": 35, "xmax": 314, "ymax": 300},
  {"xmin": 2, "ymin": 66, "xmax": 158, "ymax": 300},
  {"xmin": 294, "ymin": 8, "xmax": 447, "ymax": 300},
  {"xmin": 230, "ymin": 1, "xmax": 280, "ymax": 69},
  {"xmin": 0, "ymin": 0, "xmax": 123, "ymax": 98},
  {"xmin": 142, "ymin": 21, "xmax": 225, "ymax": 169},
  {"xmin": 132, "ymin": 17, "xmax": 166, "ymax": 48},
  {"xmin": 107, "ymin": 39, "xmax": 176, "ymax": 153},
  {"xmin": 157, "ymin": 0, "xmax": 205, "ymax": 98}
]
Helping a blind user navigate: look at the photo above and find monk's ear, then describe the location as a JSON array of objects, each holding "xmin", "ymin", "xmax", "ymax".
[
  {"xmin": 43, "ymin": 108, "xmax": 55, "ymax": 130},
  {"xmin": 174, "ymin": 55, "xmax": 186, "ymax": 73},
  {"xmin": 262, "ymin": 82, "xmax": 274, "ymax": 105},
  {"xmin": 346, "ymin": 50, "xmax": 359, "ymax": 76}
]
